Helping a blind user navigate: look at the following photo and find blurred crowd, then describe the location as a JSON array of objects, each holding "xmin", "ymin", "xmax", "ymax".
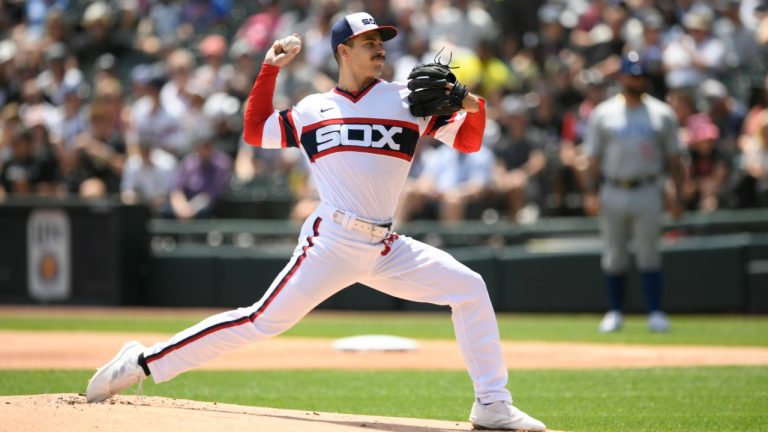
[{"xmin": 1, "ymin": 0, "xmax": 768, "ymax": 223}]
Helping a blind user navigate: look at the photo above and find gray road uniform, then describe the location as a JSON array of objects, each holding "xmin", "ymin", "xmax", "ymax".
[{"xmin": 584, "ymin": 94, "xmax": 683, "ymax": 274}]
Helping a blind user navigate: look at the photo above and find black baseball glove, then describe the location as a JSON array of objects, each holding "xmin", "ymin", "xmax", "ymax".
[{"xmin": 407, "ymin": 61, "xmax": 468, "ymax": 117}]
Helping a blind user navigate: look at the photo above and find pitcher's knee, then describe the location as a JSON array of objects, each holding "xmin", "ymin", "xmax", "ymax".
[
  {"xmin": 251, "ymin": 317, "xmax": 298, "ymax": 338},
  {"xmin": 449, "ymin": 271, "xmax": 491, "ymax": 306}
]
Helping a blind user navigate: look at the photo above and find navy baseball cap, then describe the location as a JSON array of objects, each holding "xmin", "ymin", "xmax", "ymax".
[
  {"xmin": 619, "ymin": 51, "xmax": 646, "ymax": 76},
  {"xmin": 331, "ymin": 12, "xmax": 397, "ymax": 53}
]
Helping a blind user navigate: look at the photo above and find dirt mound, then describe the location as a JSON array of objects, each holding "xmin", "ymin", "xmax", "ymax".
[{"xmin": 0, "ymin": 393, "xmax": 557, "ymax": 432}]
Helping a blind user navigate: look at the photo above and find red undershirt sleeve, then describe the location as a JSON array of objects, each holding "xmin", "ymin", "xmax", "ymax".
[
  {"xmin": 453, "ymin": 98, "xmax": 486, "ymax": 153},
  {"xmin": 242, "ymin": 64, "xmax": 281, "ymax": 147}
]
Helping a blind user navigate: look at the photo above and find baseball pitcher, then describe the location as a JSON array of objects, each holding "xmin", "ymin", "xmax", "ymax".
[{"xmin": 85, "ymin": 12, "xmax": 546, "ymax": 431}]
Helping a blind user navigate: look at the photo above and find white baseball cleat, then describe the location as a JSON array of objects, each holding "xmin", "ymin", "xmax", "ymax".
[
  {"xmin": 469, "ymin": 400, "xmax": 547, "ymax": 431},
  {"xmin": 598, "ymin": 310, "xmax": 624, "ymax": 333},
  {"xmin": 86, "ymin": 341, "xmax": 147, "ymax": 403},
  {"xmin": 648, "ymin": 311, "xmax": 670, "ymax": 332}
]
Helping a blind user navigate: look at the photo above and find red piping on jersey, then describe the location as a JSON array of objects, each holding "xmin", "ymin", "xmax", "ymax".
[
  {"xmin": 286, "ymin": 110, "xmax": 301, "ymax": 147},
  {"xmin": 303, "ymin": 117, "xmax": 419, "ymax": 133},
  {"xmin": 332, "ymin": 79, "xmax": 380, "ymax": 103},
  {"xmin": 310, "ymin": 146, "xmax": 413, "ymax": 162},
  {"xmin": 144, "ymin": 217, "xmax": 323, "ymax": 365},
  {"xmin": 243, "ymin": 64, "xmax": 280, "ymax": 147},
  {"xmin": 277, "ymin": 115, "xmax": 287, "ymax": 148},
  {"xmin": 422, "ymin": 115, "xmax": 439, "ymax": 137},
  {"xmin": 453, "ymin": 98, "xmax": 486, "ymax": 153}
]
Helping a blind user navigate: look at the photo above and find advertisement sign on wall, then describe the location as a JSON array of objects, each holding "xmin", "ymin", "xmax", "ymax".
[{"xmin": 27, "ymin": 210, "xmax": 71, "ymax": 302}]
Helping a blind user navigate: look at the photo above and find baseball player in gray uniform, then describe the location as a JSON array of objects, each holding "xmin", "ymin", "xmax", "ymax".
[
  {"xmin": 583, "ymin": 52, "xmax": 685, "ymax": 333},
  {"xmin": 84, "ymin": 12, "xmax": 546, "ymax": 431}
]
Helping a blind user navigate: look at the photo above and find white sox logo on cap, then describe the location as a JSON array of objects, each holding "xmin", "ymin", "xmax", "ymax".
[{"xmin": 331, "ymin": 12, "xmax": 398, "ymax": 52}]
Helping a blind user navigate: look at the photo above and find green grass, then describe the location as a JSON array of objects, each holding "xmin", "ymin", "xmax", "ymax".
[
  {"xmin": 1, "ymin": 312, "xmax": 767, "ymax": 346},
  {"xmin": 1, "ymin": 367, "xmax": 766, "ymax": 432}
]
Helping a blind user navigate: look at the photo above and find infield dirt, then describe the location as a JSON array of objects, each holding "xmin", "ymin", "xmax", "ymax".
[
  {"xmin": 0, "ymin": 394, "xmax": 567, "ymax": 432},
  {"xmin": 2, "ymin": 307, "xmax": 767, "ymax": 431}
]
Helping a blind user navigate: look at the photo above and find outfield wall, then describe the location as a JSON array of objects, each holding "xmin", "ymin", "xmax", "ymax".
[{"xmin": 1, "ymin": 198, "xmax": 767, "ymax": 313}]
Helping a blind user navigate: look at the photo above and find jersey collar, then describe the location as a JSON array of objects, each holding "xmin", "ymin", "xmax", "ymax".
[{"xmin": 333, "ymin": 79, "xmax": 380, "ymax": 103}]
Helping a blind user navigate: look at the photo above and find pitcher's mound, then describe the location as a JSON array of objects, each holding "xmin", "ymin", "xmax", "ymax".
[{"xmin": 0, "ymin": 394, "xmax": 560, "ymax": 432}]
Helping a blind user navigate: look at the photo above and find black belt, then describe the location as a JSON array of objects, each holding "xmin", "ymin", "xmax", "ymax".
[{"xmin": 604, "ymin": 175, "xmax": 658, "ymax": 189}]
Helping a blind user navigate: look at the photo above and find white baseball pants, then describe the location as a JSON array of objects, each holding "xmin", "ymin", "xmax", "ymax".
[{"xmin": 143, "ymin": 202, "xmax": 512, "ymax": 404}]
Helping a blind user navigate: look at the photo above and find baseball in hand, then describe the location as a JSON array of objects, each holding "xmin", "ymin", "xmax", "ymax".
[{"xmin": 278, "ymin": 34, "xmax": 302, "ymax": 54}]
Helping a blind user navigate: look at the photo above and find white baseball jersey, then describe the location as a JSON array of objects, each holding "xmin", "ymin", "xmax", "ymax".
[
  {"xmin": 246, "ymin": 68, "xmax": 479, "ymax": 222},
  {"xmin": 140, "ymin": 64, "xmax": 512, "ymax": 406}
]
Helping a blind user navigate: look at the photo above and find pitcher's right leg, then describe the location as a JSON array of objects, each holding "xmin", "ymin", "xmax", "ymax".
[{"xmin": 365, "ymin": 236, "xmax": 510, "ymax": 404}]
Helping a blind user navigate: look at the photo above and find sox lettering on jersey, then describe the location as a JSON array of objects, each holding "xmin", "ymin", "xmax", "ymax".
[
  {"xmin": 316, "ymin": 124, "xmax": 402, "ymax": 151},
  {"xmin": 301, "ymin": 119, "xmax": 419, "ymax": 162}
]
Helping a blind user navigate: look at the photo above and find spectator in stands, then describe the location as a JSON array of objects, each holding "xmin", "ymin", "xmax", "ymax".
[
  {"xmin": 667, "ymin": 88, "xmax": 697, "ymax": 126},
  {"xmin": 129, "ymin": 67, "xmax": 186, "ymax": 156},
  {"xmin": 180, "ymin": 0, "xmax": 231, "ymax": 35},
  {"xmin": 49, "ymin": 82, "xmax": 89, "ymax": 154},
  {"xmin": 453, "ymin": 38, "xmax": 512, "ymax": 100},
  {"xmin": 193, "ymin": 34, "xmax": 234, "ymax": 94},
  {"xmin": 37, "ymin": 43, "xmax": 84, "ymax": 107},
  {"xmin": 740, "ymin": 113, "xmax": 768, "ymax": 206},
  {"xmin": 161, "ymin": 48, "xmax": 197, "ymax": 121},
  {"xmin": 301, "ymin": 0, "xmax": 342, "ymax": 74},
  {"xmin": 490, "ymin": 95, "xmax": 547, "ymax": 222},
  {"xmin": 0, "ymin": 128, "xmax": 58, "ymax": 196},
  {"xmin": 70, "ymin": 99, "xmax": 129, "ymax": 197},
  {"xmin": 570, "ymin": 0, "xmax": 630, "ymax": 79},
  {"xmin": 226, "ymin": 39, "xmax": 259, "ymax": 102},
  {"xmin": 19, "ymin": 78, "xmax": 56, "ymax": 124},
  {"xmin": 740, "ymin": 76, "xmax": 768, "ymax": 153},
  {"xmin": 536, "ymin": 2, "xmax": 569, "ymax": 63},
  {"xmin": 71, "ymin": 2, "xmax": 135, "ymax": 78},
  {"xmin": 234, "ymin": 0, "xmax": 284, "ymax": 54},
  {"xmin": 145, "ymin": 0, "xmax": 185, "ymax": 45},
  {"xmin": 429, "ymin": 0, "xmax": 498, "ymax": 50},
  {"xmin": 682, "ymin": 113, "xmax": 730, "ymax": 212},
  {"xmin": 92, "ymin": 53, "xmax": 120, "ymax": 89},
  {"xmin": 177, "ymin": 79, "xmax": 210, "ymax": 139},
  {"xmin": 1, "ymin": 103, "xmax": 22, "ymax": 165},
  {"xmin": 168, "ymin": 125, "xmax": 232, "ymax": 219},
  {"xmin": 203, "ymin": 92, "xmax": 242, "ymax": 159},
  {"xmin": 93, "ymin": 77, "xmax": 127, "ymax": 138},
  {"xmin": 41, "ymin": 8, "xmax": 71, "ymax": 51},
  {"xmin": 121, "ymin": 133, "xmax": 177, "ymax": 214},
  {"xmin": 24, "ymin": 0, "xmax": 68, "ymax": 41},
  {"xmin": 629, "ymin": 11, "xmax": 667, "ymax": 99},
  {"xmin": 21, "ymin": 105, "xmax": 60, "ymax": 196},
  {"xmin": 700, "ymin": 78, "xmax": 746, "ymax": 153},
  {"xmin": 0, "ymin": 40, "xmax": 20, "ymax": 107},
  {"xmin": 397, "ymin": 138, "xmax": 495, "ymax": 224},
  {"xmin": 506, "ymin": 32, "xmax": 541, "ymax": 94},
  {"xmin": 714, "ymin": 0, "xmax": 759, "ymax": 98},
  {"xmin": 662, "ymin": 8, "xmax": 726, "ymax": 90}
]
